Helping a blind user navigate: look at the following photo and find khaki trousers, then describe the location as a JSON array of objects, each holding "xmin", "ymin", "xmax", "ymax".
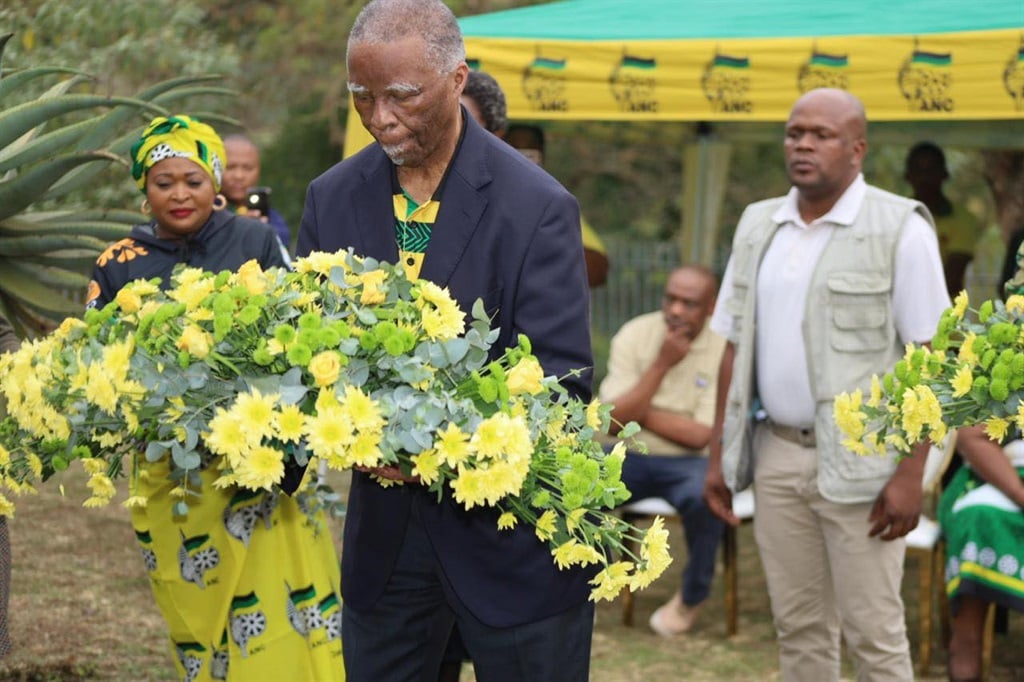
[{"xmin": 752, "ymin": 425, "xmax": 913, "ymax": 682}]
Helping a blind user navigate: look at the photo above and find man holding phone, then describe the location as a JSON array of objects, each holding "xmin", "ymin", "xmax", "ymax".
[{"xmin": 222, "ymin": 134, "xmax": 292, "ymax": 256}]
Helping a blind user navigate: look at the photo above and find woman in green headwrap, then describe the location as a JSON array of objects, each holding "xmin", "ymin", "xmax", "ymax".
[{"xmin": 85, "ymin": 116, "xmax": 343, "ymax": 681}]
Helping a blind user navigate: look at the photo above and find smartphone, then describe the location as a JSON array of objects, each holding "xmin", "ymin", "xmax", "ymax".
[{"xmin": 246, "ymin": 186, "xmax": 272, "ymax": 216}]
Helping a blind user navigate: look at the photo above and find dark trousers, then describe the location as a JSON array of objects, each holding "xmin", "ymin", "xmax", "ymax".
[
  {"xmin": 342, "ymin": 500, "xmax": 593, "ymax": 682},
  {"xmin": 621, "ymin": 453, "xmax": 724, "ymax": 605}
]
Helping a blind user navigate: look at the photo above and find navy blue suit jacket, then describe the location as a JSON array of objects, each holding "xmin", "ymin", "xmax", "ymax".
[{"xmin": 297, "ymin": 113, "xmax": 596, "ymax": 627}]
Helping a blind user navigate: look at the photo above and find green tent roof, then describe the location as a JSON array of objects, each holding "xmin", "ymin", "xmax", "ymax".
[{"xmin": 459, "ymin": 0, "xmax": 1024, "ymax": 41}]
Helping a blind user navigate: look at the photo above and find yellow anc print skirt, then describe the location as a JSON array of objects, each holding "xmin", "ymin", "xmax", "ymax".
[{"xmin": 131, "ymin": 460, "xmax": 343, "ymax": 681}]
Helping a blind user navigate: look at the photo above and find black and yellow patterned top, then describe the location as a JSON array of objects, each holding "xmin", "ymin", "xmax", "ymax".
[{"xmin": 393, "ymin": 192, "xmax": 440, "ymax": 281}]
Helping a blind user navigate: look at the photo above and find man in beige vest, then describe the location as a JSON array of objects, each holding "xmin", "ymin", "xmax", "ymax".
[{"xmin": 704, "ymin": 89, "xmax": 950, "ymax": 681}]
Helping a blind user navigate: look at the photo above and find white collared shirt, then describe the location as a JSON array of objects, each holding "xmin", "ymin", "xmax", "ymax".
[{"xmin": 711, "ymin": 175, "xmax": 950, "ymax": 427}]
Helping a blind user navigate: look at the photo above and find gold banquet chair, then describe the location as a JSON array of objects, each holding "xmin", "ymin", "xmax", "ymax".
[
  {"xmin": 904, "ymin": 432, "xmax": 957, "ymax": 676},
  {"xmin": 619, "ymin": 488, "xmax": 755, "ymax": 636}
]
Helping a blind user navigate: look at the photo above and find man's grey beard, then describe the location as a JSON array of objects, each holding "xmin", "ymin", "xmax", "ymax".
[{"xmin": 381, "ymin": 144, "xmax": 405, "ymax": 166}]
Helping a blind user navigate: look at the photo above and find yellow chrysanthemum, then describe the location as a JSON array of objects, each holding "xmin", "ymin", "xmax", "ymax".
[
  {"xmin": 833, "ymin": 389, "xmax": 866, "ymax": 441},
  {"xmin": 275, "ymin": 404, "xmax": 306, "ymax": 443},
  {"xmin": 641, "ymin": 517, "xmax": 672, "ymax": 565},
  {"xmin": 884, "ymin": 432, "xmax": 911, "ymax": 453},
  {"xmin": 477, "ymin": 462, "xmax": 524, "ymax": 503},
  {"xmin": 411, "ymin": 449, "xmax": 442, "ymax": 485},
  {"xmin": 81, "ymin": 457, "xmax": 107, "ymax": 475},
  {"xmin": 984, "ymin": 416, "xmax": 1010, "ymax": 442},
  {"xmin": 236, "ymin": 445, "xmax": 285, "ymax": 490},
  {"xmin": 416, "ymin": 281, "xmax": 465, "ymax": 340},
  {"xmin": 450, "ymin": 466, "xmax": 486, "ymax": 509},
  {"xmin": 169, "ymin": 274, "xmax": 217, "ymax": 311},
  {"xmin": 497, "ymin": 512, "xmax": 518, "ymax": 530},
  {"xmin": 589, "ymin": 561, "xmax": 634, "ymax": 602},
  {"xmin": 867, "ymin": 375, "xmax": 883, "ymax": 409},
  {"xmin": 470, "ymin": 414, "xmax": 510, "ymax": 459},
  {"xmin": 294, "ymin": 250, "xmax": 351, "ymax": 276},
  {"xmin": 85, "ymin": 361, "xmax": 119, "ymax": 413},
  {"xmin": 565, "ymin": 508, "xmax": 587, "ymax": 533},
  {"xmin": 1015, "ymin": 400, "xmax": 1024, "ymax": 431},
  {"xmin": 0, "ymin": 494, "xmax": 14, "ymax": 518},
  {"xmin": 950, "ymin": 364, "xmax": 973, "ymax": 398},
  {"xmin": 585, "ymin": 399, "xmax": 602, "ymax": 430},
  {"xmin": 339, "ymin": 386, "xmax": 384, "ymax": 434},
  {"xmin": 205, "ymin": 409, "xmax": 253, "ymax": 466},
  {"xmin": 344, "ymin": 432, "xmax": 381, "ymax": 468},
  {"xmin": 122, "ymin": 495, "xmax": 149, "ymax": 509},
  {"xmin": 951, "ymin": 290, "xmax": 969, "ymax": 319},
  {"xmin": 304, "ymin": 407, "xmax": 355, "ymax": 461},
  {"xmin": 958, "ymin": 331, "xmax": 978, "ymax": 367},
  {"xmin": 535, "ymin": 509, "xmax": 558, "ymax": 541},
  {"xmin": 435, "ymin": 423, "xmax": 472, "ymax": 467},
  {"xmin": 233, "ymin": 389, "xmax": 280, "ymax": 442},
  {"xmin": 899, "ymin": 385, "xmax": 942, "ymax": 444}
]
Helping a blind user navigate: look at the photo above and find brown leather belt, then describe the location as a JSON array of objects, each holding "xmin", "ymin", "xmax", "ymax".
[{"xmin": 769, "ymin": 422, "xmax": 817, "ymax": 448}]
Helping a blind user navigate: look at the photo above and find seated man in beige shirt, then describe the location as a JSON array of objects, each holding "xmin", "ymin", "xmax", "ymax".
[{"xmin": 601, "ymin": 265, "xmax": 726, "ymax": 636}]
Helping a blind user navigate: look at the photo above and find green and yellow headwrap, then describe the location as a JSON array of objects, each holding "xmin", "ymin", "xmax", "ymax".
[{"xmin": 129, "ymin": 115, "xmax": 226, "ymax": 194}]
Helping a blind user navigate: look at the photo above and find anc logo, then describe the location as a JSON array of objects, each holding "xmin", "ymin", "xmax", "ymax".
[
  {"xmin": 798, "ymin": 46, "xmax": 849, "ymax": 92},
  {"xmin": 1003, "ymin": 38, "xmax": 1024, "ymax": 111},
  {"xmin": 898, "ymin": 39, "xmax": 954, "ymax": 112},
  {"xmin": 609, "ymin": 50, "xmax": 659, "ymax": 113},
  {"xmin": 522, "ymin": 50, "xmax": 568, "ymax": 112},
  {"xmin": 701, "ymin": 50, "xmax": 753, "ymax": 113}
]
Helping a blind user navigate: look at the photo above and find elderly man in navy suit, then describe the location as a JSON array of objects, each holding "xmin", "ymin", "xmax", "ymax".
[{"xmin": 296, "ymin": 1, "xmax": 595, "ymax": 680}]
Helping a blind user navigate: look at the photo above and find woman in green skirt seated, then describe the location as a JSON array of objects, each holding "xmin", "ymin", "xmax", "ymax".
[{"xmin": 939, "ymin": 424, "xmax": 1024, "ymax": 681}]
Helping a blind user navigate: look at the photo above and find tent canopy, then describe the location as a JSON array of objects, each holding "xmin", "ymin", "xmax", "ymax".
[{"xmin": 458, "ymin": 0, "xmax": 1024, "ymax": 124}]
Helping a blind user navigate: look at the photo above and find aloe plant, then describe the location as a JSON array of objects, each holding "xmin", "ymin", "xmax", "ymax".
[{"xmin": 0, "ymin": 32, "xmax": 236, "ymax": 337}]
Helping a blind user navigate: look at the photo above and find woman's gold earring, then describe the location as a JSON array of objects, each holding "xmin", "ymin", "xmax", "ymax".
[
  {"xmin": 140, "ymin": 198, "xmax": 150, "ymax": 215},
  {"xmin": 212, "ymin": 193, "xmax": 228, "ymax": 211}
]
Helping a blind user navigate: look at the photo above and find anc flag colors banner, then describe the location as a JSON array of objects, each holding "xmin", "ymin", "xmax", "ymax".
[{"xmin": 462, "ymin": 29, "xmax": 1024, "ymax": 122}]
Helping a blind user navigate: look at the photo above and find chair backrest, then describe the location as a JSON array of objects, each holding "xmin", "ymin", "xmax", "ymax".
[{"xmin": 921, "ymin": 431, "xmax": 957, "ymax": 496}]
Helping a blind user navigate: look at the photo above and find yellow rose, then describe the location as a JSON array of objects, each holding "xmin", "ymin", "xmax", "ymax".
[
  {"xmin": 176, "ymin": 325, "xmax": 212, "ymax": 359},
  {"xmin": 237, "ymin": 259, "xmax": 268, "ymax": 295},
  {"xmin": 115, "ymin": 288, "xmax": 142, "ymax": 314},
  {"xmin": 506, "ymin": 356, "xmax": 545, "ymax": 395},
  {"xmin": 308, "ymin": 351, "xmax": 342, "ymax": 387}
]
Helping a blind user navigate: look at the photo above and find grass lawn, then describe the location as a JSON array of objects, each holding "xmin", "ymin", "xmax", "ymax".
[{"xmin": 2, "ymin": 470, "xmax": 1022, "ymax": 681}]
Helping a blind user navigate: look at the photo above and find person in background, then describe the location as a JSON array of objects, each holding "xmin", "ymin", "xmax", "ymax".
[
  {"xmin": 85, "ymin": 115, "xmax": 342, "ymax": 679},
  {"xmin": 938, "ymin": 425, "xmax": 1024, "ymax": 682},
  {"xmin": 600, "ymin": 265, "xmax": 725, "ymax": 636},
  {"xmin": 0, "ymin": 312, "xmax": 19, "ymax": 659},
  {"xmin": 222, "ymin": 134, "xmax": 293, "ymax": 257},
  {"xmin": 999, "ymin": 221, "xmax": 1024, "ymax": 300},
  {"xmin": 704, "ymin": 89, "xmax": 950, "ymax": 681},
  {"xmin": 904, "ymin": 141, "xmax": 980, "ymax": 298},
  {"xmin": 296, "ymin": 1, "xmax": 595, "ymax": 679},
  {"xmin": 460, "ymin": 70, "xmax": 508, "ymax": 138},
  {"xmin": 505, "ymin": 124, "xmax": 610, "ymax": 288}
]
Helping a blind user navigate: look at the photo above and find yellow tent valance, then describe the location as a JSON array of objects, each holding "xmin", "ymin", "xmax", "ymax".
[{"xmin": 464, "ymin": 29, "xmax": 1024, "ymax": 122}]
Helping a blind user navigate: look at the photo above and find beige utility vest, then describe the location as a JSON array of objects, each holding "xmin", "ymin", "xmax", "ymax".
[{"xmin": 721, "ymin": 186, "xmax": 932, "ymax": 503}]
